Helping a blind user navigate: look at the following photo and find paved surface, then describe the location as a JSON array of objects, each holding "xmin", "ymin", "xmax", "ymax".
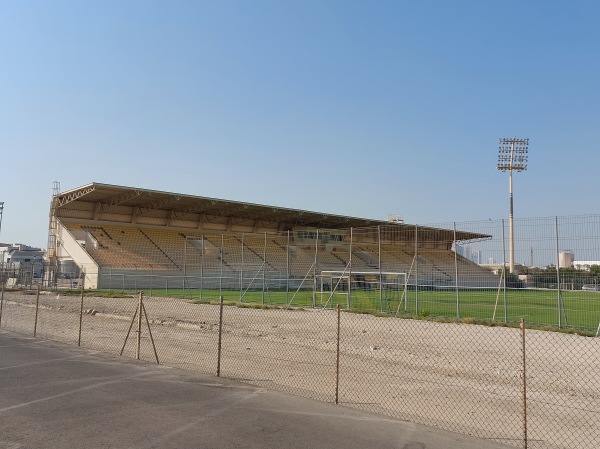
[{"xmin": 0, "ymin": 330, "xmax": 512, "ymax": 449}]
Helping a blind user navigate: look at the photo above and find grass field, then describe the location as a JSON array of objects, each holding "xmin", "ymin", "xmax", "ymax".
[{"xmin": 103, "ymin": 285, "xmax": 600, "ymax": 334}]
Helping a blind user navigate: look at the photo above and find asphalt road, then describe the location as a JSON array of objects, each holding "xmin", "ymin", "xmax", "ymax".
[{"xmin": 0, "ymin": 330, "xmax": 512, "ymax": 449}]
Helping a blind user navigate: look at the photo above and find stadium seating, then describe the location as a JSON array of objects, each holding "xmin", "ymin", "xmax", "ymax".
[{"xmin": 63, "ymin": 222, "xmax": 497, "ymax": 289}]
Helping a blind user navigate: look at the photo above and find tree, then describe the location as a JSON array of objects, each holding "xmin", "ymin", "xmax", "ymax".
[{"xmin": 497, "ymin": 268, "xmax": 525, "ymax": 288}]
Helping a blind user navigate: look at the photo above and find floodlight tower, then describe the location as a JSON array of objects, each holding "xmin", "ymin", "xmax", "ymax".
[
  {"xmin": 0, "ymin": 202, "xmax": 4, "ymax": 265},
  {"xmin": 0, "ymin": 202, "xmax": 4, "ymax": 242},
  {"xmin": 497, "ymin": 138, "xmax": 528, "ymax": 274}
]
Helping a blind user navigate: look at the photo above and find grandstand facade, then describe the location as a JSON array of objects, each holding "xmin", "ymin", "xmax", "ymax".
[{"xmin": 47, "ymin": 183, "xmax": 498, "ymax": 302}]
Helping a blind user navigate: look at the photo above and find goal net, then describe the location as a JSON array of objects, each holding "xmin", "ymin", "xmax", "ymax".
[{"xmin": 316, "ymin": 270, "xmax": 407, "ymax": 312}]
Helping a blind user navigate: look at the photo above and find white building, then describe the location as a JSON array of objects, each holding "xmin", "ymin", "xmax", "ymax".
[
  {"xmin": 573, "ymin": 261, "xmax": 600, "ymax": 271},
  {"xmin": 0, "ymin": 243, "xmax": 46, "ymax": 278}
]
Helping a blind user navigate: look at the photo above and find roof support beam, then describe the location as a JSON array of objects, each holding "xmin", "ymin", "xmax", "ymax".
[
  {"xmin": 93, "ymin": 202, "xmax": 102, "ymax": 221},
  {"xmin": 131, "ymin": 206, "xmax": 140, "ymax": 224},
  {"xmin": 55, "ymin": 185, "xmax": 97, "ymax": 207},
  {"xmin": 90, "ymin": 190, "xmax": 147, "ymax": 217},
  {"xmin": 106, "ymin": 190, "xmax": 145, "ymax": 207},
  {"xmin": 166, "ymin": 209, "xmax": 175, "ymax": 227},
  {"xmin": 197, "ymin": 214, "xmax": 206, "ymax": 230},
  {"xmin": 136, "ymin": 195, "xmax": 182, "ymax": 217}
]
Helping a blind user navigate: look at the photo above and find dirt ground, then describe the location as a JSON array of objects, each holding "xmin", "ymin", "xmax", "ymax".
[{"xmin": 1, "ymin": 290, "xmax": 598, "ymax": 449}]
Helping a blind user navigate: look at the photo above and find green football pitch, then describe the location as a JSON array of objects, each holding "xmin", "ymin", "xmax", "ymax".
[{"xmin": 121, "ymin": 286, "xmax": 600, "ymax": 333}]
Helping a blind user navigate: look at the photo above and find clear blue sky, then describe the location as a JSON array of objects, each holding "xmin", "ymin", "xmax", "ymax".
[{"xmin": 1, "ymin": 0, "xmax": 599, "ymax": 249}]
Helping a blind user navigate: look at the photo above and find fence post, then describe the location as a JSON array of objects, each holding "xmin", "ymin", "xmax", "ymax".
[
  {"xmin": 134, "ymin": 291, "xmax": 143, "ymax": 359},
  {"xmin": 415, "ymin": 225, "xmax": 419, "ymax": 316},
  {"xmin": 335, "ymin": 304, "xmax": 340, "ymax": 404},
  {"xmin": 217, "ymin": 296, "xmax": 224, "ymax": 377},
  {"xmin": 348, "ymin": 228, "xmax": 353, "ymax": 309},
  {"xmin": 313, "ymin": 229, "xmax": 318, "ymax": 308},
  {"xmin": 78, "ymin": 275, "xmax": 85, "ymax": 346},
  {"xmin": 378, "ymin": 225, "xmax": 383, "ymax": 313},
  {"xmin": 0, "ymin": 278, "xmax": 4, "ymax": 328},
  {"xmin": 141, "ymin": 293, "xmax": 159, "ymax": 364},
  {"xmin": 554, "ymin": 216, "xmax": 563, "ymax": 328},
  {"xmin": 33, "ymin": 283, "xmax": 40, "ymax": 337},
  {"xmin": 263, "ymin": 232, "xmax": 267, "ymax": 305},
  {"xmin": 286, "ymin": 230, "xmax": 290, "ymax": 305},
  {"xmin": 502, "ymin": 219, "xmax": 508, "ymax": 323},
  {"xmin": 220, "ymin": 235, "xmax": 224, "ymax": 299},
  {"xmin": 240, "ymin": 234, "xmax": 245, "ymax": 302},
  {"xmin": 453, "ymin": 222, "xmax": 460, "ymax": 319},
  {"xmin": 184, "ymin": 237, "xmax": 187, "ymax": 298},
  {"xmin": 520, "ymin": 318, "xmax": 528, "ymax": 449},
  {"xmin": 200, "ymin": 235, "xmax": 204, "ymax": 303}
]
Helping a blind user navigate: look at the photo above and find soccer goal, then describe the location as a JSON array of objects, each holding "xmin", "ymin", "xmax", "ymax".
[{"xmin": 316, "ymin": 270, "xmax": 407, "ymax": 312}]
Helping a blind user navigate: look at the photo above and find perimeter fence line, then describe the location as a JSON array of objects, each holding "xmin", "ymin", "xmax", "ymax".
[
  {"xmin": 9, "ymin": 215, "xmax": 600, "ymax": 334},
  {"xmin": 0, "ymin": 285, "xmax": 598, "ymax": 449}
]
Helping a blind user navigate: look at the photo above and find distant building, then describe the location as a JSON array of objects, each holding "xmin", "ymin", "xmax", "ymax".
[
  {"xmin": 387, "ymin": 214, "xmax": 404, "ymax": 223},
  {"xmin": 557, "ymin": 250, "xmax": 600, "ymax": 271},
  {"xmin": 559, "ymin": 251, "xmax": 575, "ymax": 268},
  {"xmin": 573, "ymin": 261, "xmax": 600, "ymax": 271},
  {"xmin": 464, "ymin": 246, "xmax": 472, "ymax": 262},
  {"xmin": 0, "ymin": 243, "xmax": 46, "ymax": 278},
  {"xmin": 455, "ymin": 245, "xmax": 481, "ymax": 265},
  {"xmin": 482, "ymin": 263, "xmax": 528, "ymax": 276}
]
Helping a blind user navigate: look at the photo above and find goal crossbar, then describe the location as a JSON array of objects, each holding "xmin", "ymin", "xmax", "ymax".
[
  {"xmin": 319, "ymin": 270, "xmax": 406, "ymax": 277},
  {"xmin": 317, "ymin": 271, "xmax": 407, "ymax": 311}
]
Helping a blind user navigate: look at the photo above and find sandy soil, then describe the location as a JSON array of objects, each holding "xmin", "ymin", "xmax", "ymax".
[{"xmin": 0, "ymin": 290, "xmax": 598, "ymax": 449}]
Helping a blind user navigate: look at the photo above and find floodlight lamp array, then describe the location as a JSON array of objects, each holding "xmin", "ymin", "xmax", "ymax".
[
  {"xmin": 499, "ymin": 138, "xmax": 529, "ymax": 145},
  {"xmin": 497, "ymin": 137, "xmax": 529, "ymax": 172}
]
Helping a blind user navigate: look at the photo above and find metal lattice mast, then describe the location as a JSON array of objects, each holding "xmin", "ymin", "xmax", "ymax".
[
  {"xmin": 46, "ymin": 181, "xmax": 61, "ymax": 286},
  {"xmin": 0, "ymin": 202, "xmax": 4, "ymax": 241},
  {"xmin": 497, "ymin": 138, "xmax": 528, "ymax": 274},
  {"xmin": 0, "ymin": 202, "xmax": 4, "ymax": 267}
]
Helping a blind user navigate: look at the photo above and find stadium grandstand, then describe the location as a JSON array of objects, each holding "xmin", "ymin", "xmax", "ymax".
[{"xmin": 47, "ymin": 183, "xmax": 499, "ymax": 302}]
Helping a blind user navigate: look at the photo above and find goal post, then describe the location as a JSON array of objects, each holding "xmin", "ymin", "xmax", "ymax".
[{"xmin": 316, "ymin": 270, "xmax": 407, "ymax": 312}]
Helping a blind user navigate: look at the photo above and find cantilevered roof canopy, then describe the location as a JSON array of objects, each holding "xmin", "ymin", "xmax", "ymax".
[{"xmin": 53, "ymin": 182, "xmax": 489, "ymax": 242}]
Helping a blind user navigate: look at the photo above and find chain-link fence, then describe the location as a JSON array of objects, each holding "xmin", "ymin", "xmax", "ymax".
[
  {"xmin": 2, "ymin": 214, "xmax": 600, "ymax": 447},
  {"xmin": 1, "ymin": 283, "xmax": 598, "ymax": 448},
  {"xmin": 37, "ymin": 215, "xmax": 600, "ymax": 335}
]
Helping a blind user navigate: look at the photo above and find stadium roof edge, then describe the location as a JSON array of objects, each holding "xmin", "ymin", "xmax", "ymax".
[{"xmin": 53, "ymin": 182, "xmax": 490, "ymax": 241}]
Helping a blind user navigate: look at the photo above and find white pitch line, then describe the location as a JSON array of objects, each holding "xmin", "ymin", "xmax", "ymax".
[
  {"xmin": 236, "ymin": 406, "xmax": 405, "ymax": 424},
  {"xmin": 0, "ymin": 371, "xmax": 157, "ymax": 414},
  {"xmin": 0, "ymin": 353, "xmax": 92, "ymax": 371},
  {"xmin": 127, "ymin": 388, "xmax": 266, "ymax": 449}
]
